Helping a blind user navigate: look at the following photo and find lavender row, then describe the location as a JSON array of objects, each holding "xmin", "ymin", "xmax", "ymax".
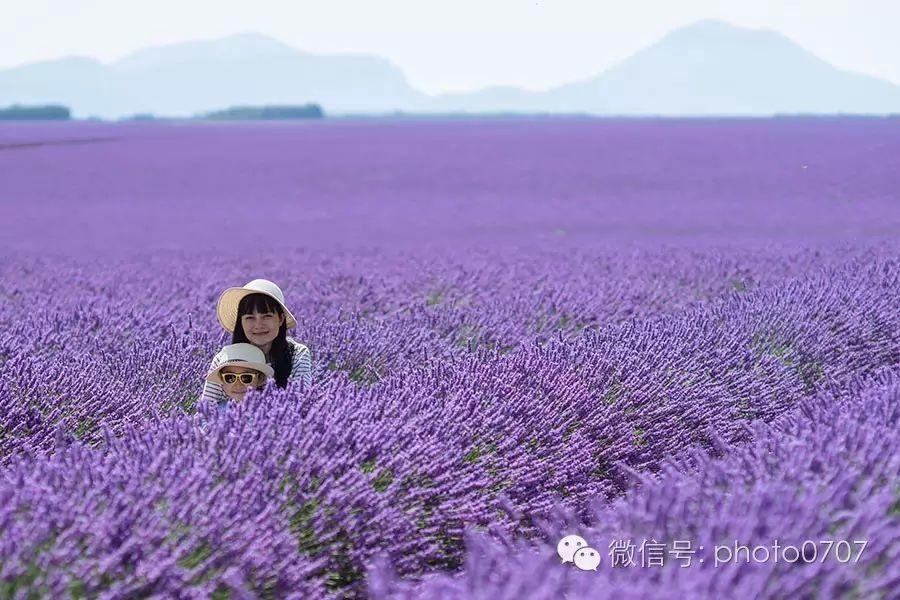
[
  {"xmin": 0, "ymin": 243, "xmax": 888, "ymax": 461},
  {"xmin": 370, "ymin": 368, "xmax": 900, "ymax": 599}
]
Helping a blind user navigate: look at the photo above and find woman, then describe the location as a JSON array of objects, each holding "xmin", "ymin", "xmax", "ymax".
[
  {"xmin": 206, "ymin": 343, "xmax": 273, "ymax": 404},
  {"xmin": 201, "ymin": 279, "xmax": 312, "ymax": 404}
]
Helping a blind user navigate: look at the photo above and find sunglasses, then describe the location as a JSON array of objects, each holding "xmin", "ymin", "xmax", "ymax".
[{"xmin": 220, "ymin": 372, "xmax": 261, "ymax": 385}]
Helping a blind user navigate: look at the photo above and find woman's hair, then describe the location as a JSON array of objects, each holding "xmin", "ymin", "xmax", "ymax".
[{"xmin": 232, "ymin": 293, "xmax": 294, "ymax": 387}]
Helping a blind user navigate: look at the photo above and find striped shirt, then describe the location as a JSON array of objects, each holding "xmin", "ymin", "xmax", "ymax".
[{"xmin": 201, "ymin": 337, "xmax": 313, "ymax": 404}]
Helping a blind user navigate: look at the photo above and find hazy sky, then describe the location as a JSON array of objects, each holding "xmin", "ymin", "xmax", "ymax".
[{"xmin": 4, "ymin": 0, "xmax": 899, "ymax": 93}]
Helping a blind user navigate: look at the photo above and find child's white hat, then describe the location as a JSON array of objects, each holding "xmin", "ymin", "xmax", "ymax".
[{"xmin": 205, "ymin": 343, "xmax": 275, "ymax": 384}]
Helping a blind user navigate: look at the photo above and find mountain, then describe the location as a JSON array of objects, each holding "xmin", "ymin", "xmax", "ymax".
[
  {"xmin": 547, "ymin": 20, "xmax": 900, "ymax": 115},
  {"xmin": 0, "ymin": 33, "xmax": 426, "ymax": 118},
  {"xmin": 422, "ymin": 20, "xmax": 900, "ymax": 115},
  {"xmin": 1, "ymin": 23, "xmax": 899, "ymax": 118},
  {"xmin": 0, "ymin": 57, "xmax": 115, "ymax": 114}
]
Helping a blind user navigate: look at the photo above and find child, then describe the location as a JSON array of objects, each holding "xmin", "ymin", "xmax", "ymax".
[{"xmin": 205, "ymin": 343, "xmax": 274, "ymax": 405}]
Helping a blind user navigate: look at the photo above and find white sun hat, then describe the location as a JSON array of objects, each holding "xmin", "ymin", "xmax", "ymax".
[
  {"xmin": 205, "ymin": 343, "xmax": 275, "ymax": 384},
  {"xmin": 216, "ymin": 278, "xmax": 297, "ymax": 333}
]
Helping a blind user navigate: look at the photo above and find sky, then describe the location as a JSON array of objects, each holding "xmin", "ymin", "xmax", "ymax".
[{"xmin": 3, "ymin": 0, "xmax": 899, "ymax": 94}]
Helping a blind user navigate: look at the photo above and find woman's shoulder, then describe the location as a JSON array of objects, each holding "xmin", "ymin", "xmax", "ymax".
[
  {"xmin": 286, "ymin": 337, "xmax": 310, "ymax": 355},
  {"xmin": 286, "ymin": 337, "xmax": 312, "ymax": 378}
]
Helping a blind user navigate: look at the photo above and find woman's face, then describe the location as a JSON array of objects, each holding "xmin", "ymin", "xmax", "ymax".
[
  {"xmin": 240, "ymin": 309, "xmax": 285, "ymax": 347},
  {"xmin": 219, "ymin": 365, "xmax": 265, "ymax": 401}
]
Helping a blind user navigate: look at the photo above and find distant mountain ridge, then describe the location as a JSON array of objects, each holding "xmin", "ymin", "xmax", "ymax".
[
  {"xmin": 0, "ymin": 33, "xmax": 426, "ymax": 118},
  {"xmin": 2, "ymin": 22, "xmax": 899, "ymax": 118}
]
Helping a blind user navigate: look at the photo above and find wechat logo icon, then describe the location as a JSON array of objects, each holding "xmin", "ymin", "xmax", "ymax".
[{"xmin": 557, "ymin": 535, "xmax": 601, "ymax": 571}]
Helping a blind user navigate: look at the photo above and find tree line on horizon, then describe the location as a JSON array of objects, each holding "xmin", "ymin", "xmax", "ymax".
[
  {"xmin": 0, "ymin": 104, "xmax": 71, "ymax": 120},
  {"xmin": 0, "ymin": 103, "xmax": 325, "ymax": 121}
]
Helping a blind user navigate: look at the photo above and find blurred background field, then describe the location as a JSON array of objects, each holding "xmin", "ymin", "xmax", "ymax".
[{"xmin": 2, "ymin": 118, "xmax": 898, "ymax": 255}]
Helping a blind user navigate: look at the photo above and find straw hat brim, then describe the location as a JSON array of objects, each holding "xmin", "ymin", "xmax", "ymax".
[
  {"xmin": 216, "ymin": 287, "xmax": 297, "ymax": 332},
  {"xmin": 206, "ymin": 360, "xmax": 275, "ymax": 384}
]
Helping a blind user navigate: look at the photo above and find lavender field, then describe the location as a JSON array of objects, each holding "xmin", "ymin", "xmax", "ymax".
[{"xmin": 1, "ymin": 118, "xmax": 898, "ymax": 599}]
